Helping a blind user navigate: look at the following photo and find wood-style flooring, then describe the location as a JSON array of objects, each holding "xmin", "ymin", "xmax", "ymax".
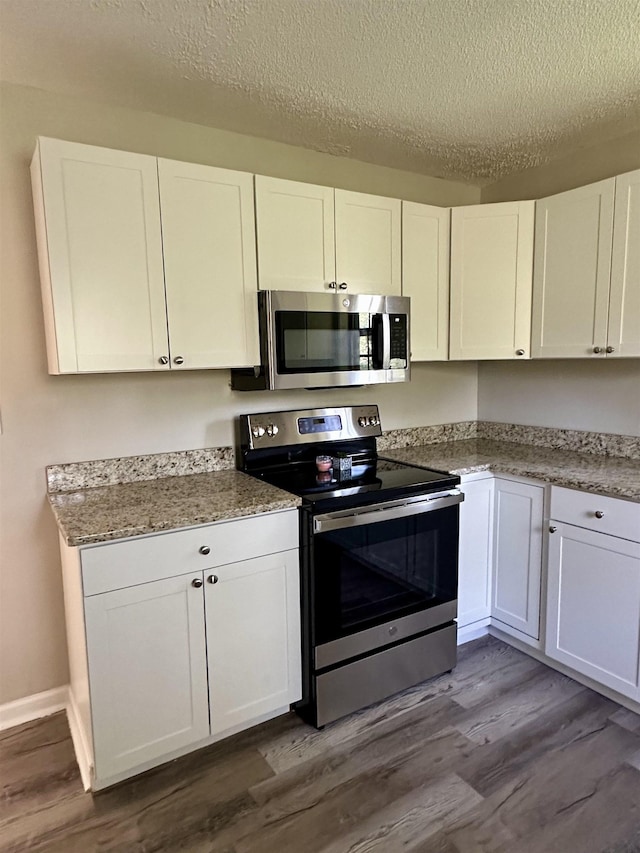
[{"xmin": 2, "ymin": 636, "xmax": 640, "ymax": 853}]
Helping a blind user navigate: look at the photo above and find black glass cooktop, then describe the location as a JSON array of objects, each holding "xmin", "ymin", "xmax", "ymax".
[{"xmin": 250, "ymin": 455, "xmax": 458, "ymax": 505}]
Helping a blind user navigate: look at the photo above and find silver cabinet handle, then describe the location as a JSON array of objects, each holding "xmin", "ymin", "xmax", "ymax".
[
  {"xmin": 207, "ymin": 574, "xmax": 219, "ymax": 584},
  {"xmin": 606, "ymin": 346, "xmax": 615, "ymax": 354},
  {"xmin": 594, "ymin": 511, "xmax": 605, "ymax": 519},
  {"xmin": 593, "ymin": 346, "xmax": 603, "ymax": 354},
  {"xmin": 516, "ymin": 349, "xmax": 525, "ymax": 356},
  {"xmin": 328, "ymin": 281, "xmax": 337, "ymax": 289},
  {"xmin": 158, "ymin": 356, "xmax": 169, "ymax": 365},
  {"xmin": 174, "ymin": 356, "xmax": 184, "ymax": 365},
  {"xmin": 549, "ymin": 525, "xmax": 557, "ymax": 533},
  {"xmin": 199, "ymin": 545, "xmax": 210, "ymax": 555},
  {"xmin": 191, "ymin": 578, "xmax": 203, "ymax": 588},
  {"xmin": 338, "ymin": 282, "xmax": 348, "ymax": 290}
]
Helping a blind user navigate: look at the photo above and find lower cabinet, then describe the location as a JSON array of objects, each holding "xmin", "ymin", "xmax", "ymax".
[
  {"xmin": 546, "ymin": 488, "xmax": 640, "ymax": 702},
  {"xmin": 457, "ymin": 476, "xmax": 493, "ymax": 629},
  {"xmin": 206, "ymin": 551, "xmax": 301, "ymax": 736},
  {"xmin": 491, "ymin": 478, "xmax": 544, "ymax": 641},
  {"xmin": 69, "ymin": 510, "xmax": 301, "ymax": 788},
  {"xmin": 85, "ymin": 574, "xmax": 210, "ymax": 780}
]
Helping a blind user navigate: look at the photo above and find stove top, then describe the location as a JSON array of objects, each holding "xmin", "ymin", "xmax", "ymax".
[
  {"xmin": 252, "ymin": 454, "xmax": 457, "ymax": 504},
  {"xmin": 236, "ymin": 404, "xmax": 460, "ymax": 510}
]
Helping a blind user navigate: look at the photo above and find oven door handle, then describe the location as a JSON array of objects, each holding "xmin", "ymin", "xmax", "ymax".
[{"xmin": 313, "ymin": 490, "xmax": 464, "ymax": 534}]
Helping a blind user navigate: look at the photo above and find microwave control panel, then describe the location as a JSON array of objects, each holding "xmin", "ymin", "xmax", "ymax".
[{"xmin": 389, "ymin": 315, "xmax": 408, "ymax": 368}]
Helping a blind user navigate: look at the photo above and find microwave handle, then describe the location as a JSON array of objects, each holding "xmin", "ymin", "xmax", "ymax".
[{"xmin": 372, "ymin": 314, "xmax": 391, "ymax": 370}]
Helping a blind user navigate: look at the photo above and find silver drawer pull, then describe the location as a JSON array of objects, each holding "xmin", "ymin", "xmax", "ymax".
[
  {"xmin": 199, "ymin": 545, "xmax": 211, "ymax": 555},
  {"xmin": 594, "ymin": 511, "xmax": 605, "ymax": 519}
]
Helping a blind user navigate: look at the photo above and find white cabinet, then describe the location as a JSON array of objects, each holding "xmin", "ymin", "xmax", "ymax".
[
  {"xmin": 255, "ymin": 176, "xmax": 401, "ymax": 295},
  {"xmin": 158, "ymin": 159, "xmax": 258, "ymax": 369},
  {"xmin": 31, "ymin": 137, "xmax": 169, "ymax": 373},
  {"xmin": 206, "ymin": 550, "xmax": 301, "ymax": 737},
  {"xmin": 449, "ymin": 200, "xmax": 535, "ymax": 360},
  {"xmin": 609, "ymin": 169, "xmax": 640, "ymax": 358},
  {"xmin": 531, "ymin": 170, "xmax": 640, "ymax": 359},
  {"xmin": 334, "ymin": 189, "xmax": 401, "ymax": 295},
  {"xmin": 254, "ymin": 176, "xmax": 336, "ymax": 292},
  {"xmin": 491, "ymin": 478, "xmax": 544, "ymax": 641},
  {"xmin": 401, "ymin": 202, "xmax": 450, "ymax": 361},
  {"xmin": 457, "ymin": 476, "xmax": 493, "ymax": 629},
  {"xmin": 31, "ymin": 138, "xmax": 259, "ymax": 373},
  {"xmin": 546, "ymin": 488, "xmax": 640, "ymax": 701},
  {"xmin": 84, "ymin": 573, "xmax": 210, "ymax": 781},
  {"xmin": 64, "ymin": 510, "xmax": 300, "ymax": 789}
]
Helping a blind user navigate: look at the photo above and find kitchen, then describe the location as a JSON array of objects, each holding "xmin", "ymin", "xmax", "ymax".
[{"xmin": 1, "ymin": 1, "xmax": 640, "ymax": 850}]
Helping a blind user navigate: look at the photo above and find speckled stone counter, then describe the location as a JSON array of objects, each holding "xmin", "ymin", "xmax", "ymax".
[
  {"xmin": 383, "ymin": 439, "xmax": 640, "ymax": 502},
  {"xmin": 49, "ymin": 470, "xmax": 301, "ymax": 546}
]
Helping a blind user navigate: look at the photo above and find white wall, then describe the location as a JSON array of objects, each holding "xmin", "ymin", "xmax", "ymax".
[
  {"xmin": 0, "ymin": 82, "xmax": 479, "ymax": 706},
  {"xmin": 478, "ymin": 360, "xmax": 640, "ymax": 436}
]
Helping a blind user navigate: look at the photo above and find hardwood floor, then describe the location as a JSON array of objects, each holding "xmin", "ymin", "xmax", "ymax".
[{"xmin": 2, "ymin": 636, "xmax": 640, "ymax": 852}]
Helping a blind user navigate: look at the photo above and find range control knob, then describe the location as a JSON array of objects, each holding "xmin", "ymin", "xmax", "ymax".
[
  {"xmin": 266, "ymin": 424, "xmax": 279, "ymax": 437},
  {"xmin": 251, "ymin": 425, "xmax": 265, "ymax": 438},
  {"xmin": 358, "ymin": 416, "xmax": 368, "ymax": 427},
  {"xmin": 368, "ymin": 415, "xmax": 379, "ymax": 426}
]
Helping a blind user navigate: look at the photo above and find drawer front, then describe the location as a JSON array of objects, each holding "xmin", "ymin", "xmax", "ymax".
[
  {"xmin": 81, "ymin": 510, "xmax": 299, "ymax": 595},
  {"xmin": 550, "ymin": 486, "xmax": 640, "ymax": 542}
]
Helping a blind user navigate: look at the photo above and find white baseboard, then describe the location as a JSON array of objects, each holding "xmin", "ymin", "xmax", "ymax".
[
  {"xmin": 0, "ymin": 685, "xmax": 69, "ymax": 731},
  {"xmin": 457, "ymin": 620, "xmax": 490, "ymax": 646}
]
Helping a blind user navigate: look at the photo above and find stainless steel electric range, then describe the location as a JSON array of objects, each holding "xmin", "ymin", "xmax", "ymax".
[{"xmin": 237, "ymin": 404, "xmax": 463, "ymax": 728}]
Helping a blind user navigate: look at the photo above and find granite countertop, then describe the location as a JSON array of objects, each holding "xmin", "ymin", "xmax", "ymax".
[
  {"xmin": 383, "ymin": 439, "xmax": 640, "ymax": 502},
  {"xmin": 49, "ymin": 469, "xmax": 301, "ymax": 547}
]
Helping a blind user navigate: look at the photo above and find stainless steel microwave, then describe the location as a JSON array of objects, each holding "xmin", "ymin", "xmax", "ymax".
[{"xmin": 231, "ymin": 291, "xmax": 411, "ymax": 391}]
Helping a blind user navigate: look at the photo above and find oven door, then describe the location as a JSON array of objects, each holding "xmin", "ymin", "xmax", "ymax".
[
  {"xmin": 311, "ymin": 491, "xmax": 462, "ymax": 669},
  {"xmin": 263, "ymin": 290, "xmax": 410, "ymax": 389}
]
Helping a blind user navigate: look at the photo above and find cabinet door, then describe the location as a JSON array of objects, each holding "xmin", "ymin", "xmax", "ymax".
[
  {"xmin": 335, "ymin": 190, "xmax": 401, "ymax": 295},
  {"xmin": 457, "ymin": 477, "xmax": 494, "ymax": 628},
  {"xmin": 205, "ymin": 550, "xmax": 301, "ymax": 737},
  {"xmin": 255, "ymin": 176, "xmax": 336, "ymax": 292},
  {"xmin": 449, "ymin": 201, "xmax": 534, "ymax": 359},
  {"xmin": 546, "ymin": 523, "xmax": 640, "ymax": 701},
  {"xmin": 32, "ymin": 137, "xmax": 169, "ymax": 374},
  {"xmin": 608, "ymin": 169, "xmax": 640, "ymax": 358},
  {"xmin": 492, "ymin": 479, "xmax": 544, "ymax": 639},
  {"xmin": 402, "ymin": 202, "xmax": 450, "ymax": 361},
  {"xmin": 158, "ymin": 160, "xmax": 258, "ymax": 369},
  {"xmin": 84, "ymin": 574, "xmax": 209, "ymax": 781},
  {"xmin": 531, "ymin": 179, "xmax": 615, "ymax": 358}
]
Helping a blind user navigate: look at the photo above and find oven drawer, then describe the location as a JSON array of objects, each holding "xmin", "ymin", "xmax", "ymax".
[
  {"xmin": 315, "ymin": 623, "xmax": 457, "ymax": 727},
  {"xmin": 81, "ymin": 510, "xmax": 299, "ymax": 595}
]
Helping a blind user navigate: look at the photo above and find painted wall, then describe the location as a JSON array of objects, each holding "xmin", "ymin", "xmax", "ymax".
[
  {"xmin": 0, "ymin": 82, "xmax": 479, "ymax": 706},
  {"xmin": 478, "ymin": 360, "xmax": 640, "ymax": 436},
  {"xmin": 478, "ymin": 130, "xmax": 640, "ymax": 438}
]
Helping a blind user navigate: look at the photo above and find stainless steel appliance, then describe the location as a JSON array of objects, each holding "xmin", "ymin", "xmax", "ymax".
[
  {"xmin": 237, "ymin": 404, "xmax": 462, "ymax": 728},
  {"xmin": 230, "ymin": 291, "xmax": 410, "ymax": 391}
]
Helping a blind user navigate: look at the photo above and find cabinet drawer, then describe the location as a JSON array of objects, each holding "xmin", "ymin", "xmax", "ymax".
[
  {"xmin": 550, "ymin": 486, "xmax": 640, "ymax": 542},
  {"xmin": 81, "ymin": 510, "xmax": 299, "ymax": 595}
]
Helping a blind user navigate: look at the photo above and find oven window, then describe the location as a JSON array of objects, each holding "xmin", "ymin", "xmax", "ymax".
[
  {"xmin": 313, "ymin": 506, "xmax": 458, "ymax": 645},
  {"xmin": 275, "ymin": 311, "xmax": 377, "ymax": 373}
]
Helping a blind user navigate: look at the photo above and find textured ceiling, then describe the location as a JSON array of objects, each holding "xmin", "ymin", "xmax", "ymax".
[{"xmin": 1, "ymin": 0, "xmax": 639, "ymax": 185}]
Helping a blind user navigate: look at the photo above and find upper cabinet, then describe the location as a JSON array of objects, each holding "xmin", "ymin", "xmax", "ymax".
[
  {"xmin": 31, "ymin": 138, "xmax": 169, "ymax": 373},
  {"xmin": 449, "ymin": 201, "xmax": 535, "ymax": 360},
  {"xmin": 157, "ymin": 159, "xmax": 258, "ymax": 369},
  {"xmin": 401, "ymin": 202, "xmax": 450, "ymax": 361},
  {"xmin": 255, "ymin": 176, "xmax": 401, "ymax": 295},
  {"xmin": 609, "ymin": 170, "xmax": 640, "ymax": 358},
  {"xmin": 31, "ymin": 138, "xmax": 258, "ymax": 374},
  {"xmin": 531, "ymin": 170, "xmax": 639, "ymax": 359}
]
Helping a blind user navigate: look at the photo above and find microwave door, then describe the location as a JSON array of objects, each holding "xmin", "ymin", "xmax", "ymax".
[{"xmin": 371, "ymin": 314, "xmax": 391, "ymax": 371}]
